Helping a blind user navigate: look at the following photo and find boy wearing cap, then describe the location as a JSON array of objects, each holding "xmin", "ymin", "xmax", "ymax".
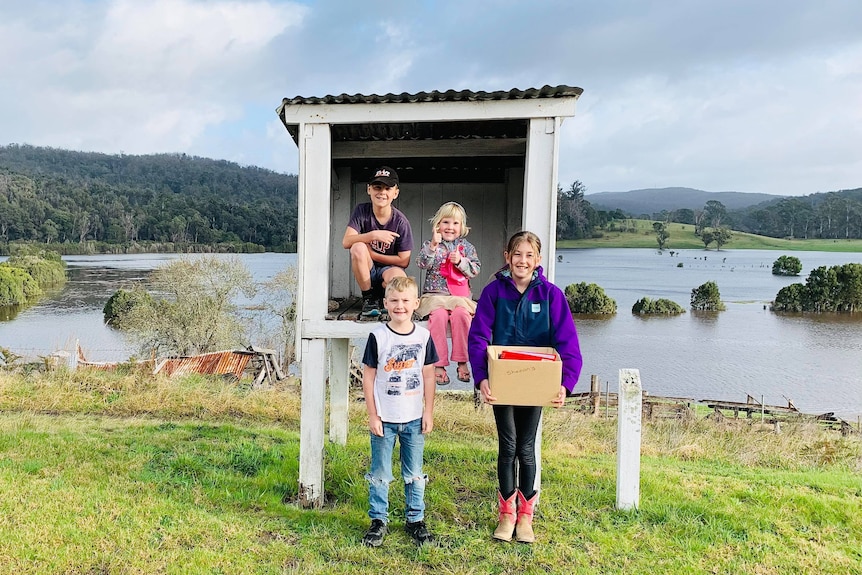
[{"xmin": 342, "ymin": 166, "xmax": 414, "ymax": 317}]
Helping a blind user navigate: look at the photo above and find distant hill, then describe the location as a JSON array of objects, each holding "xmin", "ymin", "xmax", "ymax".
[
  {"xmin": 0, "ymin": 144, "xmax": 298, "ymax": 251},
  {"xmin": 586, "ymin": 187, "xmax": 785, "ymax": 215}
]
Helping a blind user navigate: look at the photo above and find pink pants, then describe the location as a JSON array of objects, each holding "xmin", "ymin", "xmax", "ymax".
[{"xmin": 428, "ymin": 306, "xmax": 472, "ymax": 367}]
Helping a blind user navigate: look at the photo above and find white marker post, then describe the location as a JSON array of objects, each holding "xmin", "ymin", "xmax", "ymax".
[{"xmin": 616, "ymin": 369, "xmax": 642, "ymax": 510}]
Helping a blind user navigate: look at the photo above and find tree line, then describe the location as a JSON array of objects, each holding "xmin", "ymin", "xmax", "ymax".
[
  {"xmin": 4, "ymin": 145, "xmax": 858, "ymax": 252},
  {"xmin": 0, "ymin": 144, "xmax": 298, "ymax": 252}
]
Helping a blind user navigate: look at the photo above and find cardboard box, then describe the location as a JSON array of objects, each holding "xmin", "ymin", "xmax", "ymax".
[{"xmin": 486, "ymin": 345, "xmax": 562, "ymax": 406}]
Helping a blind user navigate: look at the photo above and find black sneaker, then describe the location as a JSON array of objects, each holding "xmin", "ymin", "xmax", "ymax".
[
  {"xmin": 363, "ymin": 519, "xmax": 387, "ymax": 547},
  {"xmin": 405, "ymin": 520, "xmax": 433, "ymax": 545},
  {"xmin": 361, "ymin": 297, "xmax": 380, "ymax": 317}
]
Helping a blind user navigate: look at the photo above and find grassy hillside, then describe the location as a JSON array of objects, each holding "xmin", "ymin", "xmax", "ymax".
[
  {"xmin": 0, "ymin": 370, "xmax": 859, "ymax": 574},
  {"xmin": 559, "ymin": 220, "xmax": 862, "ymax": 252}
]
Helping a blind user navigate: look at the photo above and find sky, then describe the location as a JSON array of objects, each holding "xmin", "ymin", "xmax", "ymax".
[{"xmin": 1, "ymin": 0, "xmax": 861, "ymax": 197}]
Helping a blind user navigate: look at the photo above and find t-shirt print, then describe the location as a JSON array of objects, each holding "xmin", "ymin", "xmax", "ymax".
[{"xmin": 381, "ymin": 343, "xmax": 422, "ymax": 397}]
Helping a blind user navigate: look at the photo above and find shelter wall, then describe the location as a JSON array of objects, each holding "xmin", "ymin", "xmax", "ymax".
[{"xmin": 328, "ymin": 168, "xmax": 525, "ymax": 299}]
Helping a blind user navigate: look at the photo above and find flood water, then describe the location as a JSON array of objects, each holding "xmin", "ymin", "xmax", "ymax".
[{"xmin": 1, "ymin": 249, "xmax": 861, "ymax": 420}]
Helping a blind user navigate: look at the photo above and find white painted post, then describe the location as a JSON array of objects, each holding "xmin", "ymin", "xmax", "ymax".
[
  {"xmin": 522, "ymin": 116, "xmax": 561, "ymax": 281},
  {"xmin": 295, "ymin": 120, "xmax": 332, "ymax": 508},
  {"xmin": 299, "ymin": 338, "xmax": 327, "ymax": 507},
  {"xmin": 616, "ymin": 368, "xmax": 642, "ymax": 510},
  {"xmin": 328, "ymin": 338, "xmax": 350, "ymax": 445}
]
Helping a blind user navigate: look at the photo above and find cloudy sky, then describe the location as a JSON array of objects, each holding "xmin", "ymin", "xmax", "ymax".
[{"xmin": 1, "ymin": 0, "xmax": 860, "ymax": 197}]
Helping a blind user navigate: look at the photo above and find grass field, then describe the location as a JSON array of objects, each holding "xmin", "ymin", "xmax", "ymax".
[
  {"xmin": 0, "ymin": 369, "xmax": 860, "ymax": 574},
  {"xmin": 558, "ymin": 220, "xmax": 862, "ymax": 252}
]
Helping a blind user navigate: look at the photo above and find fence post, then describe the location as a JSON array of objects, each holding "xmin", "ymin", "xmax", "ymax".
[
  {"xmin": 616, "ymin": 368, "xmax": 642, "ymax": 511},
  {"xmin": 591, "ymin": 374, "xmax": 600, "ymax": 416}
]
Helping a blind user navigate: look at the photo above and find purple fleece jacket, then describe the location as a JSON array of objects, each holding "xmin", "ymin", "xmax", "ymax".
[{"xmin": 467, "ymin": 266, "xmax": 583, "ymax": 392}]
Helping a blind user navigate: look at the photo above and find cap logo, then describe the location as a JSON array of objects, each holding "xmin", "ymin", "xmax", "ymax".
[{"xmin": 375, "ymin": 169, "xmax": 390, "ymax": 178}]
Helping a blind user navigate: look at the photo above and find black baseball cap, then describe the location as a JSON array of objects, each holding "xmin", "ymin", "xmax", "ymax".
[{"xmin": 369, "ymin": 166, "xmax": 399, "ymax": 187}]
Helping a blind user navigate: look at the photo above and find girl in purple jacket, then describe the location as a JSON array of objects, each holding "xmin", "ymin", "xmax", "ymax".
[{"xmin": 467, "ymin": 230, "xmax": 583, "ymax": 544}]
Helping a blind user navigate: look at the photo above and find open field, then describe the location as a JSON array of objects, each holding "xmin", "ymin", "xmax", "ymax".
[
  {"xmin": 559, "ymin": 220, "xmax": 862, "ymax": 252},
  {"xmin": 0, "ymin": 369, "xmax": 860, "ymax": 574}
]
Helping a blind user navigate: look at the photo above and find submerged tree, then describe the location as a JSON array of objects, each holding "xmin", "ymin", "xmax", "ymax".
[
  {"xmin": 772, "ymin": 255, "xmax": 803, "ymax": 276},
  {"xmin": 121, "ymin": 256, "xmax": 256, "ymax": 356},
  {"xmin": 564, "ymin": 282, "xmax": 617, "ymax": 314},
  {"xmin": 632, "ymin": 297, "xmax": 685, "ymax": 315},
  {"xmin": 691, "ymin": 281, "xmax": 726, "ymax": 311},
  {"xmin": 772, "ymin": 263, "xmax": 862, "ymax": 312},
  {"xmin": 102, "ymin": 288, "xmax": 153, "ymax": 327}
]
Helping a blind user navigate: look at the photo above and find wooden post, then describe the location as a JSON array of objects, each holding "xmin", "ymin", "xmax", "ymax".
[
  {"xmin": 328, "ymin": 338, "xmax": 350, "ymax": 446},
  {"xmin": 591, "ymin": 374, "xmax": 600, "ymax": 416},
  {"xmin": 616, "ymin": 369, "xmax": 642, "ymax": 511},
  {"xmin": 295, "ymin": 120, "xmax": 332, "ymax": 508},
  {"xmin": 299, "ymin": 338, "xmax": 327, "ymax": 507},
  {"xmin": 523, "ymin": 116, "xmax": 561, "ymax": 280}
]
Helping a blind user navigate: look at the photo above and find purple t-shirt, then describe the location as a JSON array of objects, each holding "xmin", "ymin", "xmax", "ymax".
[{"xmin": 347, "ymin": 203, "xmax": 414, "ymax": 263}]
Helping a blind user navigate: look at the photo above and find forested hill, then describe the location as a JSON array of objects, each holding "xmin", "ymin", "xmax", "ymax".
[
  {"xmin": 0, "ymin": 144, "xmax": 298, "ymax": 252},
  {"xmin": 586, "ymin": 187, "xmax": 782, "ymax": 214}
]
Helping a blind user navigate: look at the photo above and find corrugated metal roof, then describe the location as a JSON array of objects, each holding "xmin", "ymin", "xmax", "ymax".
[{"xmin": 280, "ymin": 85, "xmax": 582, "ymax": 107}]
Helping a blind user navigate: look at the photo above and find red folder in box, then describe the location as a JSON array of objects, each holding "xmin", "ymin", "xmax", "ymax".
[{"xmin": 498, "ymin": 350, "xmax": 558, "ymax": 361}]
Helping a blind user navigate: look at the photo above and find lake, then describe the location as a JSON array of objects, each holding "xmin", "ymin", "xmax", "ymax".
[{"xmin": 1, "ymin": 249, "xmax": 861, "ymax": 420}]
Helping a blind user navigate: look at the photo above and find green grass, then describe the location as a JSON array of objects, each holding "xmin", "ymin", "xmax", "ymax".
[
  {"xmin": 0, "ymin": 371, "xmax": 860, "ymax": 574},
  {"xmin": 559, "ymin": 220, "xmax": 862, "ymax": 252}
]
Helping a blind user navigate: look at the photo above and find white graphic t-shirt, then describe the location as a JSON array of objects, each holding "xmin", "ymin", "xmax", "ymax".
[{"xmin": 362, "ymin": 323, "xmax": 437, "ymax": 423}]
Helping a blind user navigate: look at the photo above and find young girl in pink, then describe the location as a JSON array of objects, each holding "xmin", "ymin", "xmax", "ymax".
[{"xmin": 416, "ymin": 202, "xmax": 481, "ymax": 385}]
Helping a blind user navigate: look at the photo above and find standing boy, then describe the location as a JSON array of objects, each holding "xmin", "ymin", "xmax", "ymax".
[
  {"xmin": 342, "ymin": 166, "xmax": 414, "ymax": 317},
  {"xmin": 361, "ymin": 276, "xmax": 437, "ymax": 547}
]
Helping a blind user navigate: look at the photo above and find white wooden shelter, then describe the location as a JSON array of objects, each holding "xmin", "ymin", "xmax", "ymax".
[{"xmin": 276, "ymin": 85, "xmax": 582, "ymax": 507}]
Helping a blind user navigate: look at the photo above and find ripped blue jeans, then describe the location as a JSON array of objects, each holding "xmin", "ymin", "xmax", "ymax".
[{"xmin": 366, "ymin": 418, "xmax": 426, "ymax": 523}]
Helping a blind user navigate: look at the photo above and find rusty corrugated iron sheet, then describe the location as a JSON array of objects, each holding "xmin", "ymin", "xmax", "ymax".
[{"xmin": 153, "ymin": 349, "xmax": 255, "ymax": 378}]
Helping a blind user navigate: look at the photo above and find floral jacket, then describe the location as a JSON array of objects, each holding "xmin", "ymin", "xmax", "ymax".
[{"xmin": 416, "ymin": 237, "xmax": 481, "ymax": 296}]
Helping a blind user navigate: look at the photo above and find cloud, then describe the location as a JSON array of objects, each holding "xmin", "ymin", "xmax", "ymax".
[
  {"xmin": 1, "ymin": 0, "xmax": 860, "ymax": 194},
  {"xmin": 0, "ymin": 0, "xmax": 306, "ymax": 158}
]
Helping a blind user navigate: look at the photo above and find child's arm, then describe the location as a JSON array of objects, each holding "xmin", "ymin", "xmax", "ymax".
[
  {"xmin": 467, "ymin": 283, "xmax": 496, "ymax": 386},
  {"xmin": 549, "ymin": 284, "xmax": 583, "ymax": 394},
  {"xmin": 453, "ymin": 239, "xmax": 481, "ymax": 278},
  {"xmin": 342, "ymin": 225, "xmax": 401, "ymax": 251},
  {"xmin": 362, "ymin": 365, "xmax": 384, "ymax": 436},
  {"xmin": 421, "ymin": 362, "xmax": 435, "ymax": 434},
  {"xmin": 416, "ymin": 239, "xmax": 443, "ymax": 270}
]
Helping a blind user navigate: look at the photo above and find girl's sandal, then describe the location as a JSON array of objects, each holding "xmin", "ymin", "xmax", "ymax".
[
  {"xmin": 435, "ymin": 367, "xmax": 450, "ymax": 385},
  {"xmin": 456, "ymin": 363, "xmax": 471, "ymax": 383}
]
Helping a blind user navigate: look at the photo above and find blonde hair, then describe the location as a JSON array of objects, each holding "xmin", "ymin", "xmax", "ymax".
[
  {"xmin": 505, "ymin": 230, "xmax": 542, "ymax": 256},
  {"xmin": 384, "ymin": 276, "xmax": 419, "ymax": 299},
  {"xmin": 429, "ymin": 202, "xmax": 470, "ymax": 237}
]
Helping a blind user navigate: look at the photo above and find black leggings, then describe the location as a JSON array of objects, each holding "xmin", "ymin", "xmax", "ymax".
[{"xmin": 492, "ymin": 405, "xmax": 542, "ymax": 499}]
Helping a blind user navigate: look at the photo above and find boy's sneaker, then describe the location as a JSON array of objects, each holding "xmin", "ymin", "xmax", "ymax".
[
  {"xmin": 362, "ymin": 519, "xmax": 387, "ymax": 547},
  {"xmin": 361, "ymin": 297, "xmax": 380, "ymax": 317},
  {"xmin": 405, "ymin": 520, "xmax": 433, "ymax": 545}
]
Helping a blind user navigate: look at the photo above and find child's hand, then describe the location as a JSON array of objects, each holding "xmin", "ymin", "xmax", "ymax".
[
  {"xmin": 552, "ymin": 386, "xmax": 566, "ymax": 408},
  {"xmin": 369, "ymin": 415, "xmax": 384, "ymax": 436},
  {"xmin": 431, "ymin": 227, "xmax": 442, "ymax": 248},
  {"xmin": 422, "ymin": 412, "xmax": 434, "ymax": 434},
  {"xmin": 369, "ymin": 230, "xmax": 400, "ymax": 245},
  {"xmin": 448, "ymin": 250, "xmax": 462, "ymax": 265},
  {"xmin": 479, "ymin": 379, "xmax": 496, "ymax": 403}
]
